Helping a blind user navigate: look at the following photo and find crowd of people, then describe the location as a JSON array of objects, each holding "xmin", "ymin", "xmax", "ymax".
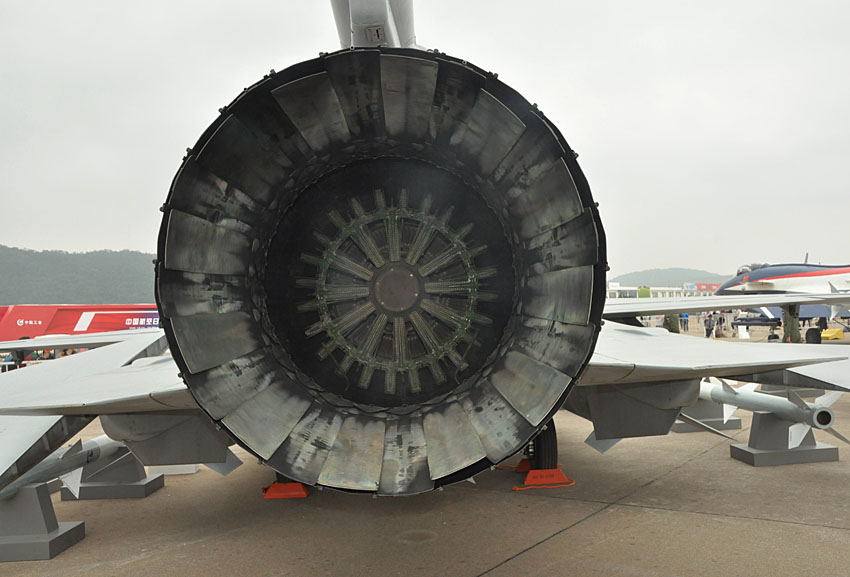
[
  {"xmin": 675, "ymin": 311, "xmax": 730, "ymax": 338},
  {"xmin": 0, "ymin": 348, "xmax": 78, "ymax": 372},
  {"xmin": 673, "ymin": 311, "xmax": 838, "ymax": 340}
]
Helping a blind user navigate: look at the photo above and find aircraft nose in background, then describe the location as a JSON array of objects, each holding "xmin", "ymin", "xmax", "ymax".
[{"xmin": 715, "ymin": 274, "xmax": 747, "ymax": 295}]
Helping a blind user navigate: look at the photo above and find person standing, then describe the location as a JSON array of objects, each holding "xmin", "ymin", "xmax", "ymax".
[
  {"xmin": 1, "ymin": 353, "xmax": 15, "ymax": 372},
  {"xmin": 704, "ymin": 313, "xmax": 715, "ymax": 338}
]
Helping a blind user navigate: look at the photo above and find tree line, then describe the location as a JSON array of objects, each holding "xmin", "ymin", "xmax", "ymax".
[{"xmin": 0, "ymin": 245, "xmax": 156, "ymax": 305}]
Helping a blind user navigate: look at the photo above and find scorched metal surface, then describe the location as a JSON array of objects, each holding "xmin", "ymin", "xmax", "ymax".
[{"xmin": 155, "ymin": 46, "xmax": 606, "ymax": 495}]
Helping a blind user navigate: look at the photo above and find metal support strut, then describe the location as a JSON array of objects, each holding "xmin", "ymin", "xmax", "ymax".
[{"xmin": 0, "ymin": 483, "xmax": 85, "ymax": 562}]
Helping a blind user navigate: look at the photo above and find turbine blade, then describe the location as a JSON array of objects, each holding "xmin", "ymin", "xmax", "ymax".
[
  {"xmin": 385, "ymin": 370, "xmax": 397, "ymax": 395},
  {"xmin": 328, "ymin": 210, "xmax": 347, "ymax": 230},
  {"xmin": 358, "ymin": 365, "xmax": 375, "ymax": 389},
  {"xmin": 386, "ymin": 212, "xmax": 401, "ymax": 262},
  {"xmin": 322, "ymin": 283, "xmax": 371, "ymax": 303},
  {"xmin": 393, "ymin": 317, "xmax": 407, "ymax": 364},
  {"xmin": 328, "ymin": 252, "xmax": 374, "ymax": 281},
  {"xmin": 406, "ymin": 220, "xmax": 437, "ymax": 266},
  {"xmin": 408, "ymin": 367, "xmax": 421, "ymax": 393},
  {"xmin": 361, "ymin": 313, "xmax": 388, "ymax": 359},
  {"xmin": 418, "ymin": 245, "xmax": 461, "ymax": 277},
  {"xmin": 420, "ymin": 298, "xmax": 466, "ymax": 329},
  {"xmin": 351, "ymin": 225, "xmax": 386, "ymax": 268},
  {"xmin": 409, "ymin": 311, "xmax": 441, "ymax": 355},
  {"xmin": 336, "ymin": 302, "xmax": 377, "ymax": 335}
]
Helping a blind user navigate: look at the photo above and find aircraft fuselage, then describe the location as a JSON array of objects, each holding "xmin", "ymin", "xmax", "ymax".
[{"xmin": 716, "ymin": 264, "xmax": 850, "ymax": 295}]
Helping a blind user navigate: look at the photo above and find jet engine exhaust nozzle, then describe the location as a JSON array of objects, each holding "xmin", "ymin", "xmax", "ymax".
[{"xmin": 156, "ymin": 47, "xmax": 606, "ymax": 494}]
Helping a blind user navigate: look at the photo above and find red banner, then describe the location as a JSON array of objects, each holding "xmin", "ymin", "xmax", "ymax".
[{"xmin": 0, "ymin": 304, "xmax": 159, "ymax": 341}]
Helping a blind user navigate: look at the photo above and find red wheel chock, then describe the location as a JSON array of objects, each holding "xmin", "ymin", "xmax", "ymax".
[
  {"xmin": 262, "ymin": 482, "xmax": 309, "ymax": 499},
  {"xmin": 513, "ymin": 468, "xmax": 575, "ymax": 491}
]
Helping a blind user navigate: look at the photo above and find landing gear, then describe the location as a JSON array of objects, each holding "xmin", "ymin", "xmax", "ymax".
[
  {"xmin": 525, "ymin": 422, "xmax": 558, "ymax": 470},
  {"xmin": 805, "ymin": 328, "xmax": 822, "ymax": 344}
]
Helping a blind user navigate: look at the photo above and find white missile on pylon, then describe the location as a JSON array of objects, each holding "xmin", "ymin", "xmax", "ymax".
[
  {"xmin": 0, "ymin": 435, "xmax": 124, "ymax": 501},
  {"xmin": 698, "ymin": 378, "xmax": 850, "ymax": 449}
]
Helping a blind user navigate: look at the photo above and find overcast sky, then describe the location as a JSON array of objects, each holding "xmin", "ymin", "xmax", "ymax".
[{"xmin": 1, "ymin": 1, "xmax": 848, "ymax": 277}]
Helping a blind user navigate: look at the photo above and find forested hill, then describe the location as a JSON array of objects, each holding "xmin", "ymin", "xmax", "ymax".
[
  {"xmin": 0, "ymin": 245, "xmax": 156, "ymax": 305},
  {"xmin": 610, "ymin": 268, "xmax": 729, "ymax": 286},
  {"xmin": 0, "ymin": 245, "xmax": 735, "ymax": 304}
]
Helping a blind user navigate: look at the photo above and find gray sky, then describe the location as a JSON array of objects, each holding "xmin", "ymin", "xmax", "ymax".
[{"xmin": 1, "ymin": 1, "xmax": 848, "ymax": 277}]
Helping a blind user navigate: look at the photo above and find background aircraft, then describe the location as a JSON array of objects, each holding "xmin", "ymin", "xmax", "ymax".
[
  {"xmin": 717, "ymin": 262, "xmax": 850, "ymax": 295},
  {"xmin": 715, "ymin": 262, "xmax": 850, "ymax": 327}
]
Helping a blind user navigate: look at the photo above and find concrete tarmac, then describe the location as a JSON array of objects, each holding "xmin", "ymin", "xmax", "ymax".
[{"xmin": 5, "ymin": 395, "xmax": 850, "ymax": 577}]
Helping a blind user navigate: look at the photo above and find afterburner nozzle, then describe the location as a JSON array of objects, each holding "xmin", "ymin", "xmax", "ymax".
[{"xmin": 156, "ymin": 47, "xmax": 606, "ymax": 495}]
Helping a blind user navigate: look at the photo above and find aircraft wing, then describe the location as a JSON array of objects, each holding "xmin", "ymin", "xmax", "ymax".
[
  {"xmin": 580, "ymin": 322, "xmax": 848, "ymax": 386},
  {"xmin": 0, "ymin": 414, "xmax": 69, "ymax": 480},
  {"xmin": 0, "ymin": 330, "xmax": 185, "ymax": 492},
  {"xmin": 572, "ymin": 322, "xmax": 849, "ymax": 444},
  {"xmin": 603, "ymin": 293, "xmax": 850, "ymax": 319},
  {"xmin": 1, "ymin": 322, "xmax": 847, "ymax": 495},
  {"xmin": 733, "ymin": 355, "xmax": 850, "ymax": 393},
  {"xmin": 0, "ymin": 355, "xmax": 195, "ymax": 416},
  {"xmin": 0, "ymin": 327, "xmax": 164, "ymax": 352},
  {"xmin": 0, "ymin": 329, "xmax": 194, "ymax": 416}
]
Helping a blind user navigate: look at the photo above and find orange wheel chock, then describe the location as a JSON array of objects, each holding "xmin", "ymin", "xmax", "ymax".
[
  {"xmin": 523, "ymin": 468, "xmax": 571, "ymax": 485},
  {"xmin": 262, "ymin": 482, "xmax": 309, "ymax": 499},
  {"xmin": 515, "ymin": 458, "xmax": 531, "ymax": 473},
  {"xmin": 511, "ymin": 468, "xmax": 576, "ymax": 491}
]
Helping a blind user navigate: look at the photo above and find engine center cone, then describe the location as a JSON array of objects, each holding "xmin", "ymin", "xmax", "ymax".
[
  {"xmin": 156, "ymin": 47, "xmax": 606, "ymax": 495},
  {"xmin": 373, "ymin": 264, "xmax": 420, "ymax": 313}
]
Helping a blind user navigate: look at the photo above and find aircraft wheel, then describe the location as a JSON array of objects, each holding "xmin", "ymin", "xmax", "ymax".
[
  {"xmin": 528, "ymin": 422, "xmax": 558, "ymax": 470},
  {"xmin": 805, "ymin": 328, "xmax": 822, "ymax": 344}
]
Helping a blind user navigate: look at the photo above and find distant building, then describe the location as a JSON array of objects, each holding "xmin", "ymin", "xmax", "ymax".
[{"xmin": 606, "ymin": 282, "xmax": 718, "ymax": 299}]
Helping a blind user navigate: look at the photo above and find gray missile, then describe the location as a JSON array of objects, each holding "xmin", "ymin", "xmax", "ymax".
[
  {"xmin": 0, "ymin": 435, "xmax": 123, "ymax": 501},
  {"xmin": 699, "ymin": 379, "xmax": 849, "ymax": 448}
]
